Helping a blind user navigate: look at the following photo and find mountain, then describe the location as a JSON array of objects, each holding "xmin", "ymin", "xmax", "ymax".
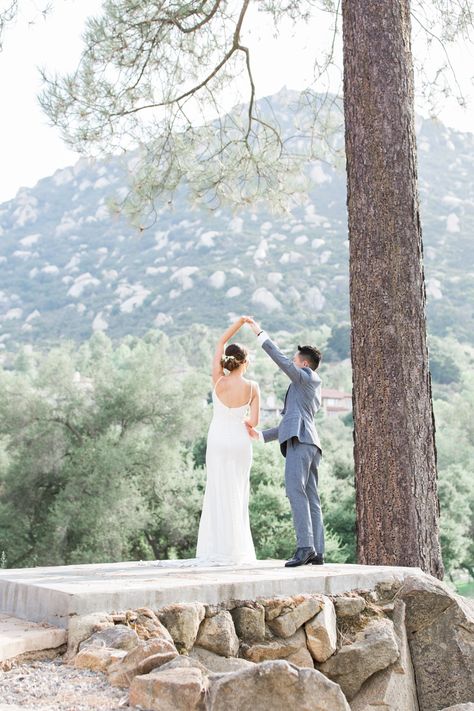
[{"xmin": 0, "ymin": 89, "xmax": 473, "ymax": 350}]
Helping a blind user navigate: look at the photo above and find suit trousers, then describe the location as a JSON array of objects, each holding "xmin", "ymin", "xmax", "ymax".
[{"xmin": 284, "ymin": 437, "xmax": 324, "ymax": 553}]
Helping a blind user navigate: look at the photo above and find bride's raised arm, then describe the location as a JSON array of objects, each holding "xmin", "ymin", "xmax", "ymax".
[{"xmin": 211, "ymin": 316, "xmax": 246, "ymax": 384}]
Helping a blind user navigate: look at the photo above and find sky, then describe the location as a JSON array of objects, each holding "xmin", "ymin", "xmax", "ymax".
[{"xmin": 0, "ymin": 0, "xmax": 473, "ymax": 205}]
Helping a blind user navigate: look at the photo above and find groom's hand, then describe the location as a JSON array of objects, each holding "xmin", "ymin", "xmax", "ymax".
[{"xmin": 245, "ymin": 317, "xmax": 261, "ymax": 335}]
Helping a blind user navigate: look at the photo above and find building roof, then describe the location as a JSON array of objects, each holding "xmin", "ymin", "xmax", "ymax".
[{"xmin": 321, "ymin": 388, "xmax": 352, "ymax": 399}]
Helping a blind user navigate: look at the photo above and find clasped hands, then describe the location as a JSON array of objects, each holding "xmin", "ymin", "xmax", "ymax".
[
  {"xmin": 239, "ymin": 315, "xmax": 260, "ymax": 335},
  {"xmin": 239, "ymin": 316, "xmax": 262, "ymax": 441}
]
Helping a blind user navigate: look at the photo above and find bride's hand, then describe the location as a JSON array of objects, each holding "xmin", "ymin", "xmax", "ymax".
[
  {"xmin": 244, "ymin": 420, "xmax": 260, "ymax": 440},
  {"xmin": 245, "ymin": 317, "xmax": 260, "ymax": 335}
]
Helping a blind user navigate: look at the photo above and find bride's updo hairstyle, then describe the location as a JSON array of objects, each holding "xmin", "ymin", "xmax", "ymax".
[{"xmin": 221, "ymin": 343, "xmax": 249, "ymax": 372}]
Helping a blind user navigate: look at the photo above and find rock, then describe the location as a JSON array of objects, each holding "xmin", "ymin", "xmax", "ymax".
[
  {"xmin": 129, "ymin": 608, "xmax": 175, "ymax": 643},
  {"xmin": 398, "ymin": 575, "xmax": 454, "ymax": 632},
  {"xmin": 286, "ymin": 646, "xmax": 315, "ymax": 668},
  {"xmin": 78, "ymin": 624, "xmax": 140, "ymax": 652},
  {"xmin": 364, "ymin": 591, "xmax": 378, "ymax": 603},
  {"xmin": 376, "ymin": 580, "xmax": 403, "ymax": 601},
  {"xmin": 204, "ymin": 603, "xmax": 227, "ymax": 618},
  {"xmin": 230, "ymin": 605, "xmax": 265, "ymax": 642},
  {"xmin": 439, "ymin": 705, "xmax": 474, "ymax": 711},
  {"xmin": 195, "ymin": 610, "xmax": 239, "ymax": 657},
  {"xmin": 107, "ymin": 637, "xmax": 178, "ymax": 687},
  {"xmin": 191, "ymin": 646, "xmax": 255, "ymax": 673},
  {"xmin": 242, "ymin": 627, "xmax": 313, "ymax": 667},
  {"xmin": 158, "ymin": 654, "xmax": 210, "ymax": 675},
  {"xmin": 319, "ymin": 617, "xmax": 399, "ymax": 700},
  {"xmin": 111, "ymin": 613, "xmax": 128, "ymax": 624},
  {"xmin": 266, "ymin": 594, "xmax": 323, "ymax": 638},
  {"xmin": 73, "ymin": 646, "xmax": 128, "ymax": 672},
  {"xmin": 260, "ymin": 596, "xmax": 295, "ymax": 621},
  {"xmin": 159, "ymin": 602, "xmax": 206, "ymax": 652},
  {"xmin": 333, "ymin": 595, "xmax": 366, "ymax": 618},
  {"xmin": 398, "ymin": 574, "xmax": 474, "ymax": 711},
  {"xmin": 129, "ymin": 667, "xmax": 208, "ymax": 711},
  {"xmin": 65, "ymin": 612, "xmax": 114, "ymax": 660},
  {"xmin": 207, "ymin": 659, "xmax": 351, "ymax": 711},
  {"xmin": 305, "ymin": 596, "xmax": 337, "ymax": 663},
  {"xmin": 350, "ymin": 600, "xmax": 418, "ymax": 711}
]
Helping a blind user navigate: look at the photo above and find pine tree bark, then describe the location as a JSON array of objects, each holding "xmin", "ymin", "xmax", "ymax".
[{"xmin": 341, "ymin": 0, "xmax": 444, "ymax": 578}]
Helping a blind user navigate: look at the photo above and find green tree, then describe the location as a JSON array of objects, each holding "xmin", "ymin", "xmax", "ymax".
[{"xmin": 0, "ymin": 335, "xmax": 208, "ymax": 566}]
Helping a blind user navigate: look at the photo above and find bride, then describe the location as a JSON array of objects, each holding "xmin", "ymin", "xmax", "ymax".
[{"xmin": 195, "ymin": 316, "xmax": 260, "ymax": 565}]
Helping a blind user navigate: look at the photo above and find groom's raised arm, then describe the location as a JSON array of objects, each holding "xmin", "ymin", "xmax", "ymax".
[{"xmin": 254, "ymin": 328, "xmax": 309, "ymax": 385}]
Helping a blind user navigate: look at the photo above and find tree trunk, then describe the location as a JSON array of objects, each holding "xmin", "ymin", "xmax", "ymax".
[{"xmin": 341, "ymin": 0, "xmax": 444, "ymax": 578}]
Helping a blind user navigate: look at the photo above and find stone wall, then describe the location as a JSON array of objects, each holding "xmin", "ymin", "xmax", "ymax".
[{"xmin": 66, "ymin": 573, "xmax": 474, "ymax": 711}]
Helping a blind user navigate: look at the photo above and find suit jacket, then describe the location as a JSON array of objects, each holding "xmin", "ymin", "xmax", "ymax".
[{"xmin": 261, "ymin": 337, "xmax": 322, "ymax": 458}]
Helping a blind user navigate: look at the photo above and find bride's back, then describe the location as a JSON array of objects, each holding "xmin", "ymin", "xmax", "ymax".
[{"xmin": 215, "ymin": 375, "xmax": 254, "ymax": 408}]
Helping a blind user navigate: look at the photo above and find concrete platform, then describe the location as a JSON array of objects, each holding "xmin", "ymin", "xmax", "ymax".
[
  {"xmin": 0, "ymin": 560, "xmax": 421, "ymax": 629},
  {"xmin": 0, "ymin": 613, "xmax": 66, "ymax": 663}
]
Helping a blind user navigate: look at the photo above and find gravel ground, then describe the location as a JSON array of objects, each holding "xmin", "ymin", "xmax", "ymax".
[{"xmin": 0, "ymin": 658, "xmax": 139, "ymax": 711}]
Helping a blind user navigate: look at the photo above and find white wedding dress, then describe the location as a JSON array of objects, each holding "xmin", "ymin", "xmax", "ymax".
[
  {"xmin": 195, "ymin": 375, "xmax": 257, "ymax": 565},
  {"xmin": 151, "ymin": 376, "xmax": 257, "ymax": 570}
]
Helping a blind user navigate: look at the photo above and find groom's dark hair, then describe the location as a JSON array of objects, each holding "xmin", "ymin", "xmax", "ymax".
[{"xmin": 297, "ymin": 345, "xmax": 322, "ymax": 370}]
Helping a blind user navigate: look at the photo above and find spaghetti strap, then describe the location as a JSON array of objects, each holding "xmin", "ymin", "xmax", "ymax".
[{"xmin": 214, "ymin": 375, "xmax": 224, "ymax": 392}]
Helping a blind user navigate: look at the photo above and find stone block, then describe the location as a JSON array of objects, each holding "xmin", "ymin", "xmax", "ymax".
[
  {"xmin": 319, "ymin": 617, "xmax": 399, "ymax": 700},
  {"xmin": 207, "ymin": 659, "xmax": 351, "ymax": 711},
  {"xmin": 305, "ymin": 595, "xmax": 337, "ymax": 663},
  {"xmin": 159, "ymin": 602, "xmax": 206, "ymax": 653},
  {"xmin": 195, "ymin": 610, "xmax": 239, "ymax": 657},
  {"xmin": 129, "ymin": 666, "xmax": 208, "ymax": 711}
]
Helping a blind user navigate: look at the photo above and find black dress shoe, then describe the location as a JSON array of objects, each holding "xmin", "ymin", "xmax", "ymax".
[
  {"xmin": 285, "ymin": 547, "xmax": 316, "ymax": 567},
  {"xmin": 308, "ymin": 553, "xmax": 325, "ymax": 565}
]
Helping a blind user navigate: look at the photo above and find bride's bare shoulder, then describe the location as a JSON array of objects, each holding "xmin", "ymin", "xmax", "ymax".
[{"xmin": 245, "ymin": 378, "xmax": 260, "ymax": 388}]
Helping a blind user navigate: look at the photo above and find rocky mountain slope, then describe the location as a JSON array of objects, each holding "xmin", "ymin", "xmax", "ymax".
[{"xmin": 0, "ymin": 89, "xmax": 473, "ymax": 349}]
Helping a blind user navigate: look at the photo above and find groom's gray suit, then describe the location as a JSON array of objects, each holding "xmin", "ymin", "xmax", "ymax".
[{"xmin": 257, "ymin": 332, "xmax": 324, "ymax": 554}]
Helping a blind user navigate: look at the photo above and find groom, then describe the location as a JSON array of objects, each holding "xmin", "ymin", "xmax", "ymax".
[{"xmin": 245, "ymin": 319, "xmax": 324, "ymax": 567}]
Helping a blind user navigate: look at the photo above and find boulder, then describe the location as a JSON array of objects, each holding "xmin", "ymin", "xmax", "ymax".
[
  {"xmin": 129, "ymin": 608, "xmax": 175, "ymax": 644},
  {"xmin": 107, "ymin": 637, "xmax": 178, "ymax": 687},
  {"xmin": 207, "ymin": 659, "xmax": 351, "ymax": 711},
  {"xmin": 305, "ymin": 596, "xmax": 337, "ymax": 663},
  {"xmin": 319, "ymin": 617, "xmax": 399, "ymax": 700},
  {"xmin": 333, "ymin": 595, "xmax": 366, "ymax": 618},
  {"xmin": 286, "ymin": 645, "xmax": 315, "ymax": 668},
  {"xmin": 398, "ymin": 574, "xmax": 474, "ymax": 711},
  {"xmin": 195, "ymin": 610, "xmax": 239, "ymax": 657},
  {"xmin": 78, "ymin": 624, "xmax": 139, "ymax": 652},
  {"xmin": 439, "ymin": 706, "xmax": 474, "ymax": 711},
  {"xmin": 73, "ymin": 646, "xmax": 128, "ymax": 672},
  {"xmin": 260, "ymin": 593, "xmax": 322, "ymax": 637},
  {"xmin": 191, "ymin": 646, "xmax": 255, "ymax": 673},
  {"xmin": 129, "ymin": 667, "xmax": 208, "ymax": 711},
  {"xmin": 242, "ymin": 627, "xmax": 313, "ymax": 668},
  {"xmin": 231, "ymin": 604, "xmax": 265, "ymax": 642},
  {"xmin": 158, "ymin": 654, "xmax": 210, "ymax": 675},
  {"xmin": 350, "ymin": 600, "xmax": 418, "ymax": 711},
  {"xmin": 399, "ymin": 576, "xmax": 454, "ymax": 632},
  {"xmin": 159, "ymin": 602, "xmax": 206, "ymax": 652},
  {"xmin": 267, "ymin": 595, "xmax": 322, "ymax": 637},
  {"xmin": 261, "ymin": 596, "xmax": 299, "ymax": 621},
  {"xmin": 66, "ymin": 612, "xmax": 114, "ymax": 659}
]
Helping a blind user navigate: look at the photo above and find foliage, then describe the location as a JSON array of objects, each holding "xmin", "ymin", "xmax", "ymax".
[
  {"xmin": 0, "ymin": 332, "xmax": 208, "ymax": 566},
  {"xmin": 37, "ymin": 0, "xmax": 474, "ymax": 217},
  {"xmin": 0, "ymin": 330, "xmax": 472, "ymax": 583},
  {"xmin": 428, "ymin": 335, "xmax": 462, "ymax": 384},
  {"xmin": 324, "ymin": 322, "xmax": 351, "ymax": 362}
]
